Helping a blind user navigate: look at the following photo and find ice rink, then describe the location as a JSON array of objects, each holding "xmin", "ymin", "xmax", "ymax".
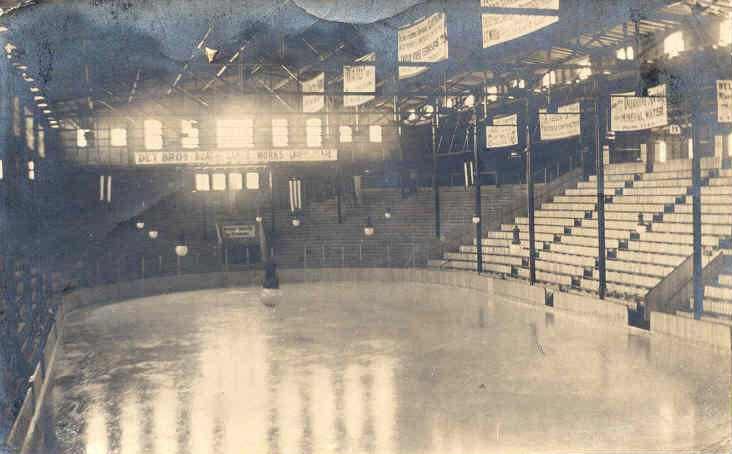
[{"xmin": 43, "ymin": 282, "xmax": 731, "ymax": 453}]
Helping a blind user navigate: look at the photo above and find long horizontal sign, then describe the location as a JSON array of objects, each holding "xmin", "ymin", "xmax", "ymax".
[
  {"xmin": 398, "ymin": 12, "xmax": 449, "ymax": 79},
  {"xmin": 134, "ymin": 149, "xmax": 338, "ymax": 166},
  {"xmin": 610, "ymin": 95, "xmax": 668, "ymax": 132},
  {"xmin": 718, "ymin": 80, "xmax": 732, "ymax": 123},
  {"xmin": 481, "ymin": 0, "xmax": 560, "ymax": 48},
  {"xmin": 539, "ymin": 102, "xmax": 581, "ymax": 141}
]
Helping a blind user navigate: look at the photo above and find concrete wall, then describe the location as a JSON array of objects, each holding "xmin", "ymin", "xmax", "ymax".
[
  {"xmin": 554, "ymin": 291, "xmax": 628, "ymax": 327},
  {"xmin": 651, "ymin": 311, "xmax": 731, "ymax": 351}
]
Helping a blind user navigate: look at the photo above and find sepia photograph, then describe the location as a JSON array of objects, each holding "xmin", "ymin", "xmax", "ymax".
[{"xmin": 1, "ymin": 0, "xmax": 731, "ymax": 452}]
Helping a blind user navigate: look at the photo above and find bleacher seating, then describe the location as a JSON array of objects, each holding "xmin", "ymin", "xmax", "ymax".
[{"xmin": 440, "ymin": 158, "xmax": 732, "ymax": 308}]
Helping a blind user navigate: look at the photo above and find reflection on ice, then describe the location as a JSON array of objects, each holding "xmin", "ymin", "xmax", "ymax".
[{"xmin": 47, "ymin": 283, "xmax": 730, "ymax": 454}]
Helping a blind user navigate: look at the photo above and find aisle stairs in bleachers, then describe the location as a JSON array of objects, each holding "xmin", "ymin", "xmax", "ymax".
[{"xmin": 440, "ymin": 158, "xmax": 732, "ymax": 314}]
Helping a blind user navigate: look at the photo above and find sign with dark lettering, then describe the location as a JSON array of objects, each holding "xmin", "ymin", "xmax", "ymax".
[
  {"xmin": 610, "ymin": 95, "xmax": 668, "ymax": 132},
  {"xmin": 134, "ymin": 149, "xmax": 338, "ymax": 166},
  {"xmin": 398, "ymin": 12, "xmax": 448, "ymax": 79},
  {"xmin": 718, "ymin": 80, "xmax": 732, "ymax": 123}
]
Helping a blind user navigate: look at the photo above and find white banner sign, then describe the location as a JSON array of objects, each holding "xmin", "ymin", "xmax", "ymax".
[
  {"xmin": 717, "ymin": 80, "xmax": 732, "ymax": 123},
  {"xmin": 539, "ymin": 102, "xmax": 581, "ymax": 141},
  {"xmin": 398, "ymin": 12, "xmax": 449, "ymax": 79},
  {"xmin": 344, "ymin": 53, "xmax": 376, "ymax": 107},
  {"xmin": 486, "ymin": 114, "xmax": 519, "ymax": 148},
  {"xmin": 481, "ymin": 0, "xmax": 559, "ymax": 48},
  {"xmin": 610, "ymin": 96, "xmax": 668, "ymax": 132},
  {"xmin": 302, "ymin": 72, "xmax": 325, "ymax": 113},
  {"xmin": 134, "ymin": 149, "xmax": 338, "ymax": 166}
]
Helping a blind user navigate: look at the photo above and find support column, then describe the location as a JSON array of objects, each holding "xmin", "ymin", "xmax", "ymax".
[
  {"xmin": 594, "ymin": 83, "xmax": 608, "ymax": 300},
  {"xmin": 336, "ymin": 165, "xmax": 342, "ymax": 224},
  {"xmin": 525, "ymin": 97, "xmax": 536, "ymax": 285},
  {"xmin": 431, "ymin": 103, "xmax": 441, "ymax": 239},
  {"xmin": 692, "ymin": 112, "xmax": 704, "ymax": 319},
  {"xmin": 473, "ymin": 106, "xmax": 483, "ymax": 274}
]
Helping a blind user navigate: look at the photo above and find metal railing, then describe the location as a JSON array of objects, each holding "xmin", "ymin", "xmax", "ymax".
[{"xmin": 303, "ymin": 242, "xmax": 429, "ymax": 270}]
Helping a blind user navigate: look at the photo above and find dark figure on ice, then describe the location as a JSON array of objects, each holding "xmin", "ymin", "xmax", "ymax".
[{"xmin": 263, "ymin": 260, "xmax": 279, "ymax": 289}]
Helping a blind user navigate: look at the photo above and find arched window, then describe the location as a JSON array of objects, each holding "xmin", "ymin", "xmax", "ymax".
[
  {"xmin": 339, "ymin": 125, "xmax": 353, "ymax": 143},
  {"xmin": 664, "ymin": 31, "xmax": 684, "ymax": 58}
]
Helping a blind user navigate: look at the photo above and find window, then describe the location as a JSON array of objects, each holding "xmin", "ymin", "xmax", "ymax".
[
  {"xmin": 655, "ymin": 140, "xmax": 667, "ymax": 163},
  {"xmin": 217, "ymin": 118, "xmax": 254, "ymax": 148},
  {"xmin": 616, "ymin": 46, "xmax": 634, "ymax": 60},
  {"xmin": 664, "ymin": 31, "xmax": 684, "ymax": 58},
  {"xmin": 246, "ymin": 172, "xmax": 260, "ymax": 190},
  {"xmin": 485, "ymin": 85, "xmax": 499, "ymax": 102},
  {"xmin": 369, "ymin": 125, "xmax": 382, "ymax": 143},
  {"xmin": 38, "ymin": 126, "xmax": 45, "ymax": 158},
  {"xmin": 510, "ymin": 79, "xmax": 525, "ymax": 89},
  {"xmin": 306, "ymin": 118, "xmax": 322, "ymax": 147},
  {"xmin": 25, "ymin": 114, "xmax": 35, "ymax": 151},
  {"xmin": 195, "ymin": 174, "xmax": 210, "ymax": 191},
  {"xmin": 339, "ymin": 125, "xmax": 353, "ymax": 143},
  {"xmin": 144, "ymin": 119, "xmax": 163, "ymax": 150},
  {"xmin": 541, "ymin": 71, "xmax": 556, "ymax": 88},
  {"xmin": 27, "ymin": 161, "xmax": 35, "ymax": 180},
  {"xmin": 729, "ymin": 132, "xmax": 732, "ymax": 158},
  {"xmin": 228, "ymin": 173, "xmax": 243, "ymax": 191},
  {"xmin": 721, "ymin": 18, "xmax": 732, "ymax": 47},
  {"xmin": 688, "ymin": 138, "xmax": 694, "ymax": 159},
  {"xmin": 0, "ymin": 160, "xmax": 3, "ymax": 180},
  {"xmin": 212, "ymin": 173, "xmax": 226, "ymax": 191},
  {"xmin": 181, "ymin": 120, "xmax": 199, "ymax": 149},
  {"xmin": 107, "ymin": 175, "xmax": 112, "ymax": 202},
  {"xmin": 110, "ymin": 128, "xmax": 127, "ymax": 147},
  {"xmin": 576, "ymin": 57, "xmax": 592, "ymax": 80},
  {"xmin": 272, "ymin": 118, "xmax": 288, "ymax": 147},
  {"xmin": 99, "ymin": 175, "xmax": 105, "ymax": 201},
  {"xmin": 77, "ymin": 129, "xmax": 90, "ymax": 147},
  {"xmin": 12, "ymin": 97, "xmax": 20, "ymax": 137}
]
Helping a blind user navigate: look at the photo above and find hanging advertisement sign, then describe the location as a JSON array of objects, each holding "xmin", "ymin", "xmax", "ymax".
[
  {"xmin": 717, "ymin": 80, "xmax": 732, "ymax": 123},
  {"xmin": 398, "ymin": 12, "xmax": 449, "ymax": 79},
  {"xmin": 610, "ymin": 96, "xmax": 668, "ymax": 132},
  {"xmin": 302, "ymin": 72, "xmax": 325, "ymax": 113},
  {"xmin": 344, "ymin": 53, "xmax": 376, "ymax": 107},
  {"xmin": 221, "ymin": 225, "xmax": 257, "ymax": 240},
  {"xmin": 481, "ymin": 0, "xmax": 559, "ymax": 48},
  {"xmin": 539, "ymin": 102, "xmax": 581, "ymax": 141},
  {"xmin": 486, "ymin": 113, "xmax": 519, "ymax": 148},
  {"xmin": 134, "ymin": 149, "xmax": 338, "ymax": 166}
]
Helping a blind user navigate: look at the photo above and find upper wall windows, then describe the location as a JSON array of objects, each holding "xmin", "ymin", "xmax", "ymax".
[
  {"xmin": 110, "ymin": 128, "xmax": 127, "ymax": 147},
  {"xmin": 181, "ymin": 120, "xmax": 200, "ymax": 149},
  {"xmin": 217, "ymin": 118, "xmax": 254, "ymax": 148},
  {"xmin": 664, "ymin": 31, "xmax": 685, "ymax": 58},
  {"xmin": 272, "ymin": 118, "xmax": 289, "ymax": 148},
  {"xmin": 144, "ymin": 119, "xmax": 163, "ymax": 150},
  {"xmin": 306, "ymin": 118, "xmax": 322, "ymax": 148},
  {"xmin": 369, "ymin": 125, "xmax": 382, "ymax": 143},
  {"xmin": 77, "ymin": 129, "xmax": 90, "ymax": 148}
]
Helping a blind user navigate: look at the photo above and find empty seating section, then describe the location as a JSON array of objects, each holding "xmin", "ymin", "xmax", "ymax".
[
  {"xmin": 442, "ymin": 158, "xmax": 732, "ymax": 305},
  {"xmin": 702, "ymin": 272, "xmax": 732, "ymax": 317}
]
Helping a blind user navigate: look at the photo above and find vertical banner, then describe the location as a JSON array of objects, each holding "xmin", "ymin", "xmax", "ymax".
[
  {"xmin": 486, "ymin": 113, "xmax": 519, "ymax": 148},
  {"xmin": 539, "ymin": 102, "xmax": 581, "ymax": 141},
  {"xmin": 481, "ymin": 0, "xmax": 560, "ymax": 48},
  {"xmin": 610, "ymin": 95, "xmax": 668, "ymax": 132},
  {"xmin": 398, "ymin": 12, "xmax": 449, "ymax": 79},
  {"xmin": 344, "ymin": 53, "xmax": 376, "ymax": 107},
  {"xmin": 717, "ymin": 80, "xmax": 732, "ymax": 123},
  {"xmin": 302, "ymin": 72, "xmax": 325, "ymax": 113}
]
